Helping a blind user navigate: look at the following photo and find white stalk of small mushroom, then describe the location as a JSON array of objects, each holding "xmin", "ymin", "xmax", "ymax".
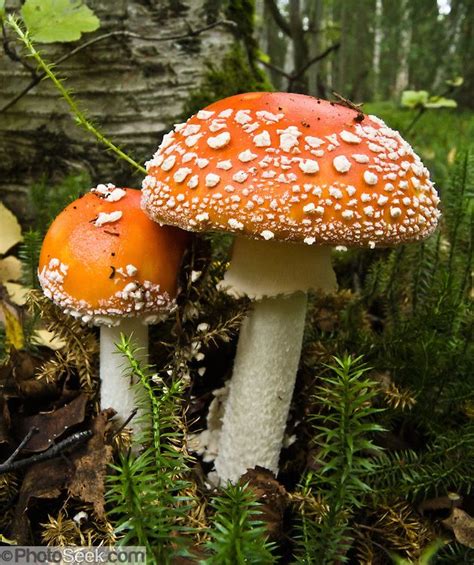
[
  {"xmin": 213, "ymin": 236, "xmax": 337, "ymax": 484},
  {"xmin": 99, "ymin": 316, "xmax": 150, "ymax": 429}
]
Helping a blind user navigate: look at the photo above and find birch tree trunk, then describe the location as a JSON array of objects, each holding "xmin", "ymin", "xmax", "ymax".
[
  {"xmin": 393, "ymin": 0, "xmax": 412, "ymax": 100},
  {"xmin": 0, "ymin": 0, "xmax": 233, "ymax": 220}
]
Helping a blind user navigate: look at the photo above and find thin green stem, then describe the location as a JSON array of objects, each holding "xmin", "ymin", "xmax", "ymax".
[{"xmin": 6, "ymin": 15, "xmax": 146, "ymax": 175}]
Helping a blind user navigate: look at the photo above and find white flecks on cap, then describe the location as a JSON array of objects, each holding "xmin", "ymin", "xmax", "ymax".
[
  {"xmin": 182, "ymin": 124, "xmax": 201, "ymax": 136},
  {"xmin": 304, "ymin": 236, "xmax": 316, "ymax": 245},
  {"xmin": 299, "ymin": 159, "xmax": 319, "ymax": 174},
  {"xmin": 218, "ymin": 108, "xmax": 233, "ymax": 118},
  {"xmin": 256, "ymin": 110, "xmax": 283, "ymax": 123},
  {"xmin": 305, "ymin": 136, "xmax": 324, "ymax": 148},
  {"xmin": 209, "ymin": 120, "xmax": 226, "ymax": 132},
  {"xmin": 205, "ymin": 173, "xmax": 221, "ymax": 187},
  {"xmin": 377, "ymin": 195, "xmax": 389, "ymax": 206},
  {"xmin": 173, "ymin": 167, "xmax": 192, "ymax": 183},
  {"xmin": 238, "ymin": 150, "xmax": 258, "ymax": 162},
  {"xmin": 232, "ymin": 171, "xmax": 249, "ymax": 183},
  {"xmin": 207, "ymin": 131, "xmax": 231, "ymax": 149},
  {"xmin": 364, "ymin": 171, "xmax": 379, "ymax": 185},
  {"xmin": 303, "ymin": 203, "xmax": 315, "ymax": 213},
  {"xmin": 363, "ymin": 206, "xmax": 375, "ymax": 217},
  {"xmin": 279, "ymin": 126, "xmax": 302, "ymax": 152},
  {"xmin": 161, "ymin": 155, "xmax": 176, "ymax": 171},
  {"xmin": 187, "ymin": 175, "xmax": 199, "ymax": 189},
  {"xmin": 217, "ymin": 160, "xmax": 232, "ymax": 170},
  {"xmin": 333, "ymin": 155, "xmax": 351, "ymax": 173},
  {"xmin": 196, "ymin": 158, "xmax": 209, "ymax": 169},
  {"xmin": 234, "ymin": 110, "xmax": 252, "ymax": 124},
  {"xmin": 126, "ymin": 264, "xmax": 138, "ymax": 276},
  {"xmin": 260, "ymin": 230, "xmax": 275, "ymax": 240},
  {"xmin": 185, "ymin": 133, "xmax": 202, "ymax": 147},
  {"xmin": 353, "ymin": 154, "xmax": 370, "ymax": 164},
  {"xmin": 196, "ymin": 212, "xmax": 209, "ymax": 222},
  {"xmin": 342, "ymin": 210, "xmax": 354, "ymax": 219},
  {"xmin": 390, "ymin": 207, "xmax": 402, "ymax": 218},
  {"xmin": 228, "ymin": 218, "xmax": 244, "ymax": 230},
  {"xmin": 94, "ymin": 211, "xmax": 123, "ymax": 227},
  {"xmin": 340, "ymin": 130, "xmax": 361, "ymax": 144},
  {"xmin": 197, "ymin": 110, "xmax": 214, "ymax": 120},
  {"xmin": 253, "ymin": 130, "xmax": 271, "ymax": 147},
  {"xmin": 329, "ymin": 187, "xmax": 343, "ymax": 199}
]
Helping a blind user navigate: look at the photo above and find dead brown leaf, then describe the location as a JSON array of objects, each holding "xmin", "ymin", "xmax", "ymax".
[
  {"xmin": 240, "ymin": 466, "xmax": 288, "ymax": 541},
  {"xmin": 13, "ymin": 394, "xmax": 88, "ymax": 452},
  {"xmin": 67, "ymin": 410, "xmax": 114, "ymax": 519},
  {"xmin": 12, "ymin": 458, "xmax": 71, "ymax": 543}
]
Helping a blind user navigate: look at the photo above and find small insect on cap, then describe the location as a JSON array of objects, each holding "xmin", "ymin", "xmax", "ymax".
[
  {"xmin": 142, "ymin": 92, "xmax": 441, "ymax": 248},
  {"xmin": 38, "ymin": 185, "xmax": 188, "ymax": 326}
]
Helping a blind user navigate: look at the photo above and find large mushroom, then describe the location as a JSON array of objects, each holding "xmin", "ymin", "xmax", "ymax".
[
  {"xmin": 38, "ymin": 185, "xmax": 188, "ymax": 427},
  {"xmin": 142, "ymin": 92, "xmax": 441, "ymax": 482}
]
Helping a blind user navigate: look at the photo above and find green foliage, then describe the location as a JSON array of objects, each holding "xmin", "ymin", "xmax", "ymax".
[
  {"xmin": 401, "ymin": 90, "xmax": 457, "ymax": 110},
  {"xmin": 30, "ymin": 172, "xmax": 89, "ymax": 233},
  {"xmin": 106, "ymin": 335, "xmax": 195, "ymax": 564},
  {"xmin": 204, "ymin": 482, "xmax": 276, "ymax": 564},
  {"xmin": 294, "ymin": 355, "xmax": 385, "ymax": 564},
  {"xmin": 21, "ymin": 0, "xmax": 100, "ymax": 43},
  {"xmin": 373, "ymin": 424, "xmax": 474, "ymax": 500},
  {"xmin": 18, "ymin": 229, "xmax": 43, "ymax": 288}
]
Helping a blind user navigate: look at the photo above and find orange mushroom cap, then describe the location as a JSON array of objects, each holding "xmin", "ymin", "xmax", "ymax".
[
  {"xmin": 38, "ymin": 185, "xmax": 188, "ymax": 325},
  {"xmin": 142, "ymin": 92, "xmax": 441, "ymax": 248}
]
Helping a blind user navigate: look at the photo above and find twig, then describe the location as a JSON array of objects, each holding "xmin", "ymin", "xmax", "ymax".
[
  {"xmin": 2, "ymin": 427, "xmax": 38, "ymax": 466},
  {"xmin": 1, "ymin": 19, "xmax": 235, "ymax": 114},
  {"xmin": 112, "ymin": 408, "xmax": 138, "ymax": 438},
  {"xmin": 0, "ymin": 429, "xmax": 93, "ymax": 474}
]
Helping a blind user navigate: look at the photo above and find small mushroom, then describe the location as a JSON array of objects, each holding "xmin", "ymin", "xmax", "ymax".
[
  {"xmin": 142, "ymin": 92, "xmax": 441, "ymax": 482},
  {"xmin": 38, "ymin": 185, "xmax": 188, "ymax": 429}
]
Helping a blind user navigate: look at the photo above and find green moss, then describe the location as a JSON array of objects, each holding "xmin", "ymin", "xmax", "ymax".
[{"xmin": 182, "ymin": 0, "xmax": 272, "ymax": 117}]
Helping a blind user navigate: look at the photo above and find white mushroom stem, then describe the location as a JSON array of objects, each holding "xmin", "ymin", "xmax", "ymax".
[
  {"xmin": 100, "ymin": 317, "xmax": 148, "ymax": 430},
  {"xmin": 214, "ymin": 237, "xmax": 337, "ymax": 483}
]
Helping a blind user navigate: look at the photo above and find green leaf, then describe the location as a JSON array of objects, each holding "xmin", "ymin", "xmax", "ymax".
[
  {"xmin": 0, "ymin": 0, "xmax": 5, "ymax": 18},
  {"xmin": 401, "ymin": 90, "xmax": 429, "ymax": 109},
  {"xmin": 21, "ymin": 0, "xmax": 100, "ymax": 43},
  {"xmin": 425, "ymin": 96, "xmax": 457, "ymax": 109}
]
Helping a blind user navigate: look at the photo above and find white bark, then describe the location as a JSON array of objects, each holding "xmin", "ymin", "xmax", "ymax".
[
  {"xmin": 100, "ymin": 317, "xmax": 148, "ymax": 431},
  {"xmin": 214, "ymin": 292, "xmax": 308, "ymax": 483},
  {"xmin": 372, "ymin": 0, "xmax": 383, "ymax": 100},
  {"xmin": 393, "ymin": 0, "xmax": 412, "ymax": 99}
]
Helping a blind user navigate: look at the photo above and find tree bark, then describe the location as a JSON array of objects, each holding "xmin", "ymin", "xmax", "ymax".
[{"xmin": 0, "ymin": 0, "xmax": 233, "ymax": 221}]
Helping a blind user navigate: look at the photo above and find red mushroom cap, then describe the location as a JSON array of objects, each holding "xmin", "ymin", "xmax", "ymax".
[
  {"xmin": 142, "ymin": 92, "xmax": 440, "ymax": 248},
  {"xmin": 38, "ymin": 185, "xmax": 188, "ymax": 325}
]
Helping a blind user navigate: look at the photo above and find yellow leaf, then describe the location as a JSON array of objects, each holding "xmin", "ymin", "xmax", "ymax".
[
  {"xmin": 0, "ymin": 202, "xmax": 22, "ymax": 255},
  {"xmin": 4, "ymin": 281, "xmax": 29, "ymax": 306},
  {"xmin": 447, "ymin": 147, "xmax": 457, "ymax": 164},
  {"xmin": 0, "ymin": 256, "xmax": 22, "ymax": 282},
  {"xmin": 1, "ymin": 302, "xmax": 24, "ymax": 350},
  {"xmin": 32, "ymin": 328, "xmax": 66, "ymax": 350}
]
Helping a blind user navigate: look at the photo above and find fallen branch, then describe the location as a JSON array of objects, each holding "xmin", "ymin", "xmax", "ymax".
[{"xmin": 0, "ymin": 429, "xmax": 93, "ymax": 474}]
